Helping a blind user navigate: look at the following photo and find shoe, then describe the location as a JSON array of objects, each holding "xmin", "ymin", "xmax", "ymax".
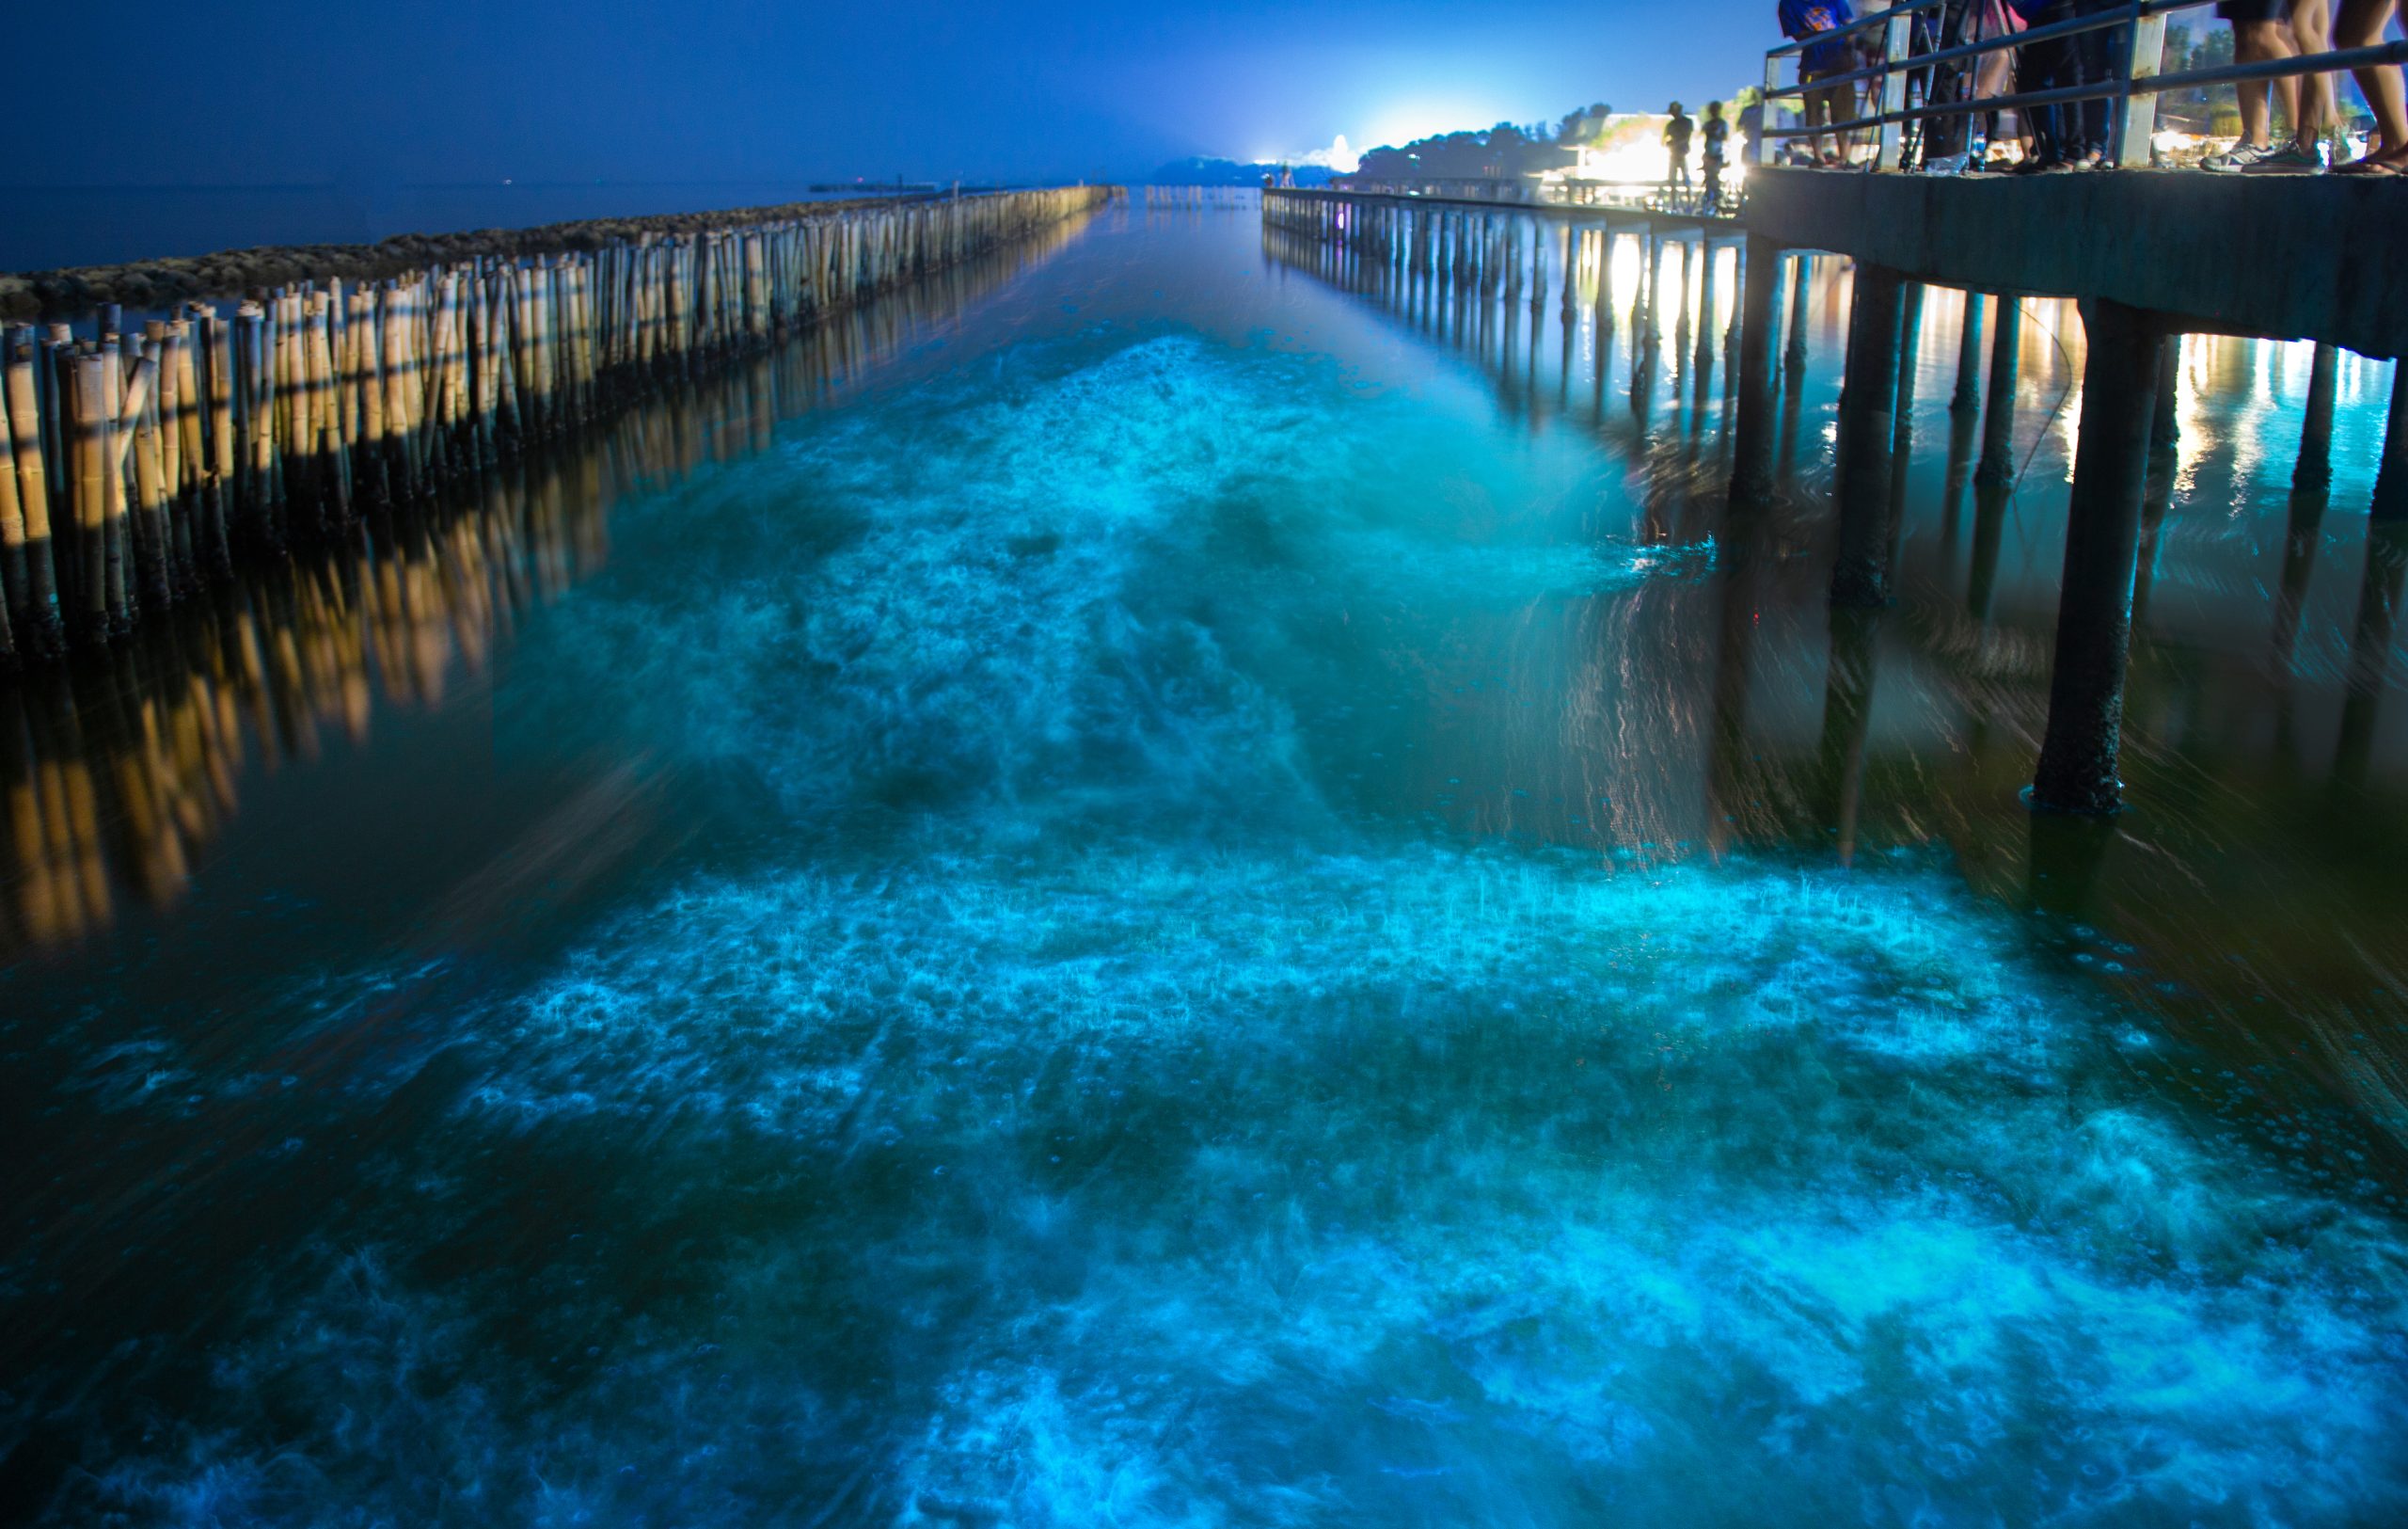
[
  {"xmin": 2241, "ymin": 142, "xmax": 2324, "ymax": 173},
  {"xmin": 2204, "ymin": 142, "xmax": 2281, "ymax": 172},
  {"xmin": 1922, "ymin": 152, "xmax": 1968, "ymax": 176},
  {"xmin": 2010, "ymin": 157, "xmax": 2059, "ymax": 176}
]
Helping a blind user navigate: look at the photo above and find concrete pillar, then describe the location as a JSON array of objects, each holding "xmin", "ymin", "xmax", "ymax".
[
  {"xmin": 2031, "ymin": 298, "xmax": 2164, "ymax": 816},
  {"xmin": 1830, "ymin": 263, "xmax": 1908, "ymax": 608},
  {"xmin": 1880, "ymin": 281, "xmax": 1925, "ymax": 578},
  {"xmin": 1784, "ymin": 255, "xmax": 1813, "ymax": 380},
  {"xmin": 2294, "ymin": 342, "xmax": 2338, "ymax": 494},
  {"xmin": 1974, "ymin": 296, "xmax": 2022, "ymax": 486},
  {"xmin": 1950, "ymin": 291, "xmax": 1985, "ymax": 414},
  {"xmin": 1694, "ymin": 245, "xmax": 1720, "ymax": 390},
  {"xmin": 2377, "ymin": 363, "xmax": 2408, "ymax": 523},
  {"xmin": 1731, "ymin": 236, "xmax": 1783, "ymax": 501}
]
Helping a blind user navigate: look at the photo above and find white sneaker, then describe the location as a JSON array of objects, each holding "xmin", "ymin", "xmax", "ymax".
[
  {"xmin": 2204, "ymin": 142, "xmax": 2280, "ymax": 172},
  {"xmin": 1922, "ymin": 152, "xmax": 1968, "ymax": 176}
]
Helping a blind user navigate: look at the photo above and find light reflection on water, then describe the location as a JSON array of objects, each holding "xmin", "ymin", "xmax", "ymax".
[{"xmin": 2, "ymin": 204, "xmax": 2405, "ymax": 1524}]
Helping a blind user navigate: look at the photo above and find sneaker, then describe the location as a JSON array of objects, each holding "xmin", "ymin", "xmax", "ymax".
[
  {"xmin": 2241, "ymin": 141, "xmax": 2324, "ymax": 173},
  {"xmin": 1921, "ymin": 151, "xmax": 1969, "ymax": 176},
  {"xmin": 2204, "ymin": 141, "xmax": 2281, "ymax": 172}
]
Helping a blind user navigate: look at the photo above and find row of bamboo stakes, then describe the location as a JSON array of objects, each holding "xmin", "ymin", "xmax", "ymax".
[
  {"xmin": 0, "ymin": 205, "xmax": 1098, "ymax": 952},
  {"xmin": 0, "ymin": 187, "xmax": 1113, "ymax": 671}
]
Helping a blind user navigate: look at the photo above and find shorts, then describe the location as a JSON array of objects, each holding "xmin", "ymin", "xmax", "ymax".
[{"xmin": 2214, "ymin": 1, "xmax": 2290, "ymax": 22}]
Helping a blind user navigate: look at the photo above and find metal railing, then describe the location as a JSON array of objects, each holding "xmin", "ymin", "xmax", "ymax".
[{"xmin": 1761, "ymin": 0, "xmax": 2408, "ymax": 169}]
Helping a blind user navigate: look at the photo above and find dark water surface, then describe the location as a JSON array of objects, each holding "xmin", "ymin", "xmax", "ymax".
[{"xmin": 5, "ymin": 204, "xmax": 2407, "ymax": 1524}]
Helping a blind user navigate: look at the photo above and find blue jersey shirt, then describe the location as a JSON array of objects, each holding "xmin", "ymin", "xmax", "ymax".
[{"xmin": 1780, "ymin": 0, "xmax": 1858, "ymax": 76}]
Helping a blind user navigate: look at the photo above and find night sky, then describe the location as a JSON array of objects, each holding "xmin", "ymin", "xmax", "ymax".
[{"xmin": 4, "ymin": 1, "xmax": 1772, "ymax": 188}]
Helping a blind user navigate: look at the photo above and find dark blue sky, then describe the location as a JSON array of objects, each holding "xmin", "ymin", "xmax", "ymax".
[{"xmin": 6, "ymin": 1, "xmax": 1770, "ymax": 187}]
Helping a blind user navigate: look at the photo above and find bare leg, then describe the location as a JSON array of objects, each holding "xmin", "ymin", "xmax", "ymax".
[
  {"xmin": 2233, "ymin": 22, "xmax": 2302, "ymax": 150},
  {"xmin": 2337, "ymin": 0, "xmax": 2408, "ymax": 160},
  {"xmin": 2290, "ymin": 0, "xmax": 2338, "ymax": 144}
]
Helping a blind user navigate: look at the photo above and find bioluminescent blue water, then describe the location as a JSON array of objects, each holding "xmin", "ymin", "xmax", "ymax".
[{"xmin": 5, "ymin": 206, "xmax": 2407, "ymax": 1525}]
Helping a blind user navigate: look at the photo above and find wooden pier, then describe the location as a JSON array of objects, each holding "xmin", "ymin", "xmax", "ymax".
[{"xmin": 1267, "ymin": 173, "xmax": 2408, "ymax": 817}]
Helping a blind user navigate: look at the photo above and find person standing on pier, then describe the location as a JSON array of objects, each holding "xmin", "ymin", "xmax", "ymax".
[
  {"xmin": 1701, "ymin": 102, "xmax": 1732, "ymax": 210},
  {"xmin": 1779, "ymin": 0, "xmax": 1861, "ymax": 164},
  {"xmin": 2205, "ymin": 1, "xmax": 2335, "ymax": 171},
  {"xmin": 1665, "ymin": 103, "xmax": 1697, "ymax": 199},
  {"xmin": 2008, "ymin": 0, "xmax": 2118, "ymax": 170},
  {"xmin": 2333, "ymin": 0, "xmax": 2408, "ymax": 173}
]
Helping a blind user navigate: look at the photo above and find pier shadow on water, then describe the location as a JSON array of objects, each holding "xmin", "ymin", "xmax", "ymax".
[{"xmin": 3, "ymin": 202, "xmax": 2406, "ymax": 1524}]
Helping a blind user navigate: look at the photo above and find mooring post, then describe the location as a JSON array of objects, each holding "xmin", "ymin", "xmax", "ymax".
[
  {"xmin": 2031, "ymin": 298, "xmax": 2165, "ymax": 815},
  {"xmin": 1950, "ymin": 291, "xmax": 1985, "ymax": 414},
  {"xmin": 1731, "ymin": 235, "xmax": 1783, "ymax": 501},
  {"xmin": 1974, "ymin": 295, "xmax": 2022, "ymax": 486},
  {"xmin": 2294, "ymin": 342, "xmax": 2338, "ymax": 494},
  {"xmin": 1830, "ymin": 263, "xmax": 1907, "ymax": 608}
]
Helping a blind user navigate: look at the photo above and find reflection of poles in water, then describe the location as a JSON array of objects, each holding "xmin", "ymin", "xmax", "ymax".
[
  {"xmin": 1631, "ymin": 311, "xmax": 1660, "ymax": 437},
  {"xmin": 1938, "ymin": 402, "xmax": 1979, "ymax": 556},
  {"xmin": 2293, "ymin": 342, "xmax": 2338, "ymax": 496},
  {"xmin": 1705, "ymin": 493, "xmax": 1767, "ymax": 857},
  {"xmin": 1815, "ymin": 606, "xmax": 1882, "ymax": 867},
  {"xmin": 2, "ymin": 216, "xmax": 1092, "ymax": 954},
  {"xmin": 2024, "ymin": 809, "xmax": 2116, "ymax": 920},
  {"xmin": 1881, "ymin": 280, "xmax": 1925, "ymax": 586},
  {"xmin": 1966, "ymin": 478, "xmax": 2010, "ymax": 623},
  {"xmin": 2127, "ymin": 441, "xmax": 2178, "ymax": 638},
  {"xmin": 2269, "ymin": 484, "xmax": 2329, "ymax": 764},
  {"xmin": 2336, "ymin": 521, "xmax": 2408, "ymax": 791}
]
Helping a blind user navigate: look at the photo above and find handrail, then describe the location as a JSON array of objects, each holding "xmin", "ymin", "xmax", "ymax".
[{"xmin": 1757, "ymin": 1, "xmax": 2396, "ymax": 170}]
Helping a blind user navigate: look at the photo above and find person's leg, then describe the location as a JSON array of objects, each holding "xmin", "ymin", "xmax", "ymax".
[
  {"xmin": 2336, "ymin": 0, "xmax": 2408, "ymax": 162},
  {"xmin": 2290, "ymin": 0, "xmax": 2338, "ymax": 146},
  {"xmin": 2072, "ymin": 0, "xmax": 2118, "ymax": 160},
  {"xmin": 2232, "ymin": 21, "xmax": 2300, "ymax": 151},
  {"xmin": 1805, "ymin": 80, "xmax": 1832, "ymax": 163},
  {"xmin": 2020, "ymin": 27, "xmax": 2073, "ymax": 164}
]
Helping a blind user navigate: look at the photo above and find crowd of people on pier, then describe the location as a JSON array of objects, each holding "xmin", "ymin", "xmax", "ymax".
[{"xmin": 1775, "ymin": 0, "xmax": 2408, "ymax": 175}]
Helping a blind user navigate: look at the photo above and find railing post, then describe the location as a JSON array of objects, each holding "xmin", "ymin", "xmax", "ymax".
[
  {"xmin": 1876, "ymin": 11, "xmax": 1913, "ymax": 171},
  {"xmin": 1760, "ymin": 55, "xmax": 1783, "ymax": 167},
  {"xmin": 2112, "ymin": 5, "xmax": 2168, "ymax": 168}
]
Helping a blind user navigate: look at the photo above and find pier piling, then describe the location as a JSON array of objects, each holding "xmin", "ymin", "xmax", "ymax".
[
  {"xmin": 1830, "ymin": 263, "xmax": 1906, "ymax": 608},
  {"xmin": 2031, "ymin": 299, "xmax": 2164, "ymax": 816}
]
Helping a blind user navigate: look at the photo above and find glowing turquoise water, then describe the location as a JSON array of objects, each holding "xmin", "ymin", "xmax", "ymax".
[{"xmin": 5, "ymin": 209, "xmax": 2407, "ymax": 1524}]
